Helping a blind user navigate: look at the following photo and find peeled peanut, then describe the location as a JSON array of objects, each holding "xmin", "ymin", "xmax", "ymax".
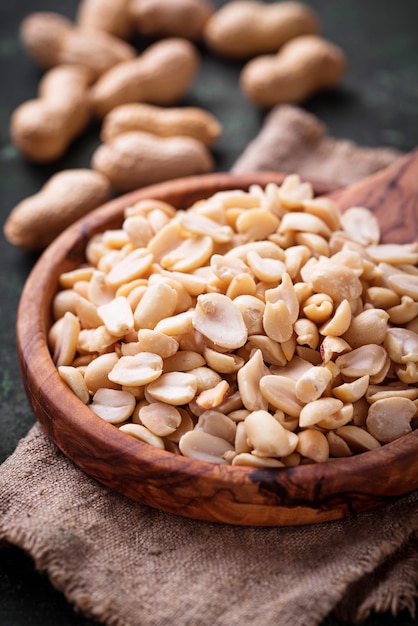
[
  {"xmin": 241, "ymin": 34, "xmax": 346, "ymax": 108},
  {"xmin": 196, "ymin": 410, "xmax": 236, "ymax": 444},
  {"xmin": 76, "ymin": 0, "xmax": 133, "ymax": 39},
  {"xmin": 146, "ymin": 372, "xmax": 198, "ymax": 405},
  {"xmin": 101, "ymin": 103, "xmax": 222, "ymax": 146},
  {"xmin": 10, "ymin": 65, "xmax": 92, "ymax": 163},
  {"xmin": 193, "ymin": 293, "xmax": 248, "ymax": 351},
  {"xmin": 139, "ymin": 402, "xmax": 182, "ymax": 437},
  {"xmin": 179, "ymin": 430, "xmax": 233, "ymax": 464},
  {"xmin": 296, "ymin": 429, "xmax": 329, "ymax": 463},
  {"xmin": 90, "ymin": 38, "xmax": 199, "ymax": 117},
  {"xmin": 335, "ymin": 345, "xmax": 388, "ymax": 379},
  {"xmin": 342, "ymin": 308, "xmax": 389, "ymax": 349},
  {"xmin": 366, "ymin": 397, "xmax": 416, "ymax": 444},
  {"xmin": 244, "ymin": 410, "xmax": 298, "ymax": 458},
  {"xmin": 20, "ymin": 12, "xmax": 136, "ymax": 78},
  {"xmin": 204, "ymin": 1, "xmax": 319, "ymax": 59},
  {"xmin": 130, "ymin": 0, "xmax": 214, "ymax": 41},
  {"xmin": 299, "ymin": 397, "xmax": 343, "ymax": 428},
  {"xmin": 4, "ymin": 169, "xmax": 111, "ymax": 251},
  {"xmin": 53, "ymin": 311, "xmax": 80, "ymax": 367},
  {"xmin": 90, "ymin": 388, "xmax": 136, "ymax": 423},
  {"xmin": 384, "ymin": 328, "xmax": 418, "ymax": 364},
  {"xmin": 237, "ymin": 349, "xmax": 268, "ymax": 412},
  {"xmin": 308, "ymin": 258, "xmax": 363, "ymax": 303},
  {"xmin": 92, "ymin": 131, "xmax": 213, "ymax": 192},
  {"xmin": 58, "ymin": 365, "xmax": 90, "ymax": 404},
  {"xmin": 340, "ymin": 206, "xmax": 380, "ymax": 246}
]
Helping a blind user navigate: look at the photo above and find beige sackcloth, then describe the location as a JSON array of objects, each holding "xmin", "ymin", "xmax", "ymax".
[{"xmin": 1, "ymin": 105, "xmax": 416, "ymax": 626}]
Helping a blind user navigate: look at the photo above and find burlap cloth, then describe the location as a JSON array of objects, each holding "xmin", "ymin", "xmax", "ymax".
[{"xmin": 1, "ymin": 105, "xmax": 416, "ymax": 626}]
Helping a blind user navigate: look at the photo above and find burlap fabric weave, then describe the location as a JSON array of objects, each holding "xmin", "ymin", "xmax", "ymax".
[
  {"xmin": 1, "ymin": 106, "xmax": 416, "ymax": 626},
  {"xmin": 232, "ymin": 104, "xmax": 402, "ymax": 185}
]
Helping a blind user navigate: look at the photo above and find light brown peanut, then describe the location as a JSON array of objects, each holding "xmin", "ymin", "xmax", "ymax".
[
  {"xmin": 4, "ymin": 169, "xmax": 111, "ymax": 251},
  {"xmin": 90, "ymin": 38, "xmax": 200, "ymax": 117},
  {"xmin": 76, "ymin": 0, "xmax": 133, "ymax": 39},
  {"xmin": 204, "ymin": 1, "xmax": 319, "ymax": 59},
  {"xmin": 92, "ymin": 131, "xmax": 213, "ymax": 192},
  {"xmin": 11, "ymin": 65, "xmax": 92, "ymax": 163},
  {"xmin": 101, "ymin": 103, "xmax": 222, "ymax": 146},
  {"xmin": 20, "ymin": 11, "xmax": 136, "ymax": 78},
  {"xmin": 130, "ymin": 0, "xmax": 215, "ymax": 41},
  {"xmin": 240, "ymin": 34, "xmax": 346, "ymax": 108}
]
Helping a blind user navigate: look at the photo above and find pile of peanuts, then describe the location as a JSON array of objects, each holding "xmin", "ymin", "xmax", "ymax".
[
  {"xmin": 4, "ymin": 0, "xmax": 347, "ymax": 251},
  {"xmin": 50, "ymin": 176, "xmax": 418, "ymax": 467}
]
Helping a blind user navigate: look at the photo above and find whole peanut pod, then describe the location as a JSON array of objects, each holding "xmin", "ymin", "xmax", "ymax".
[
  {"xmin": 11, "ymin": 65, "xmax": 93, "ymax": 163},
  {"xmin": 240, "ymin": 35, "xmax": 346, "ymax": 108},
  {"xmin": 20, "ymin": 12, "xmax": 136, "ymax": 78},
  {"xmin": 204, "ymin": 0, "xmax": 320, "ymax": 59},
  {"xmin": 91, "ymin": 131, "xmax": 214, "ymax": 191},
  {"xmin": 4, "ymin": 170, "xmax": 111, "ymax": 251},
  {"xmin": 129, "ymin": 0, "xmax": 215, "ymax": 41},
  {"xmin": 90, "ymin": 38, "xmax": 200, "ymax": 117},
  {"xmin": 101, "ymin": 103, "xmax": 222, "ymax": 146},
  {"xmin": 76, "ymin": 0, "xmax": 133, "ymax": 39}
]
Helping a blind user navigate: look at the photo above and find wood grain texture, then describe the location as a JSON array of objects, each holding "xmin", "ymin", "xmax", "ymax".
[
  {"xmin": 330, "ymin": 147, "xmax": 418, "ymax": 242},
  {"xmin": 16, "ymin": 162, "xmax": 418, "ymax": 526}
]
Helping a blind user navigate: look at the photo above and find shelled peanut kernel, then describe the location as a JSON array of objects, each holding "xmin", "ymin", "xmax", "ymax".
[{"xmin": 53, "ymin": 176, "xmax": 418, "ymax": 467}]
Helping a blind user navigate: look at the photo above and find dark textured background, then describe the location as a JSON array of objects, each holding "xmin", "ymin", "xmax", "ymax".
[{"xmin": 1, "ymin": 1, "xmax": 418, "ymax": 624}]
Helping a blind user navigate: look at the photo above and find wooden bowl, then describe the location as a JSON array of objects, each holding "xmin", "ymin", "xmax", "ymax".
[{"xmin": 16, "ymin": 165, "xmax": 418, "ymax": 526}]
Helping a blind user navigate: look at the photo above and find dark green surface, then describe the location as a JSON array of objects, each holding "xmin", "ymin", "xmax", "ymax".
[{"xmin": 1, "ymin": 1, "xmax": 418, "ymax": 625}]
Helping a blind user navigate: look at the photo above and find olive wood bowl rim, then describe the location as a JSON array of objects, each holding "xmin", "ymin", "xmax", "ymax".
[{"xmin": 16, "ymin": 171, "xmax": 418, "ymax": 526}]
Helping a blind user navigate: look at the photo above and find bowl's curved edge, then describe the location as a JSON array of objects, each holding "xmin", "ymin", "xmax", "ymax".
[{"xmin": 15, "ymin": 172, "xmax": 418, "ymax": 526}]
